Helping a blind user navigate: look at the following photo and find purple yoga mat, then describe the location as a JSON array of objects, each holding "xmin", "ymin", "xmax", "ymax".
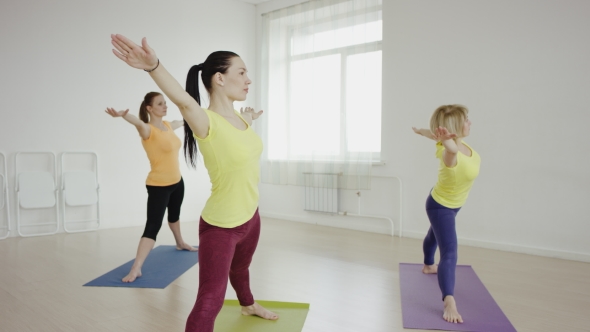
[{"xmin": 399, "ymin": 263, "xmax": 516, "ymax": 332}]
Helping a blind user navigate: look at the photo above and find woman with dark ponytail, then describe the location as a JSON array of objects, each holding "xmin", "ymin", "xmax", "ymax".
[
  {"xmin": 105, "ymin": 91, "xmax": 197, "ymax": 283},
  {"xmin": 111, "ymin": 34, "xmax": 274, "ymax": 332}
]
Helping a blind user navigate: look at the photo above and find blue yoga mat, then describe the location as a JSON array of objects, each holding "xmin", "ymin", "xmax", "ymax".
[{"xmin": 84, "ymin": 245, "xmax": 198, "ymax": 289}]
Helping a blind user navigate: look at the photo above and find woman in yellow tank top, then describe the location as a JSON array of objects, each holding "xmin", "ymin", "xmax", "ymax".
[
  {"xmin": 110, "ymin": 34, "xmax": 277, "ymax": 332},
  {"xmin": 105, "ymin": 92, "xmax": 197, "ymax": 284}
]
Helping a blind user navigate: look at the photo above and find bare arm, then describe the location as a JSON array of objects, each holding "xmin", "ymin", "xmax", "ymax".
[
  {"xmin": 412, "ymin": 127, "xmax": 436, "ymax": 140},
  {"xmin": 111, "ymin": 34, "xmax": 209, "ymax": 138},
  {"xmin": 170, "ymin": 120, "xmax": 184, "ymax": 130},
  {"xmin": 433, "ymin": 127, "xmax": 459, "ymax": 167},
  {"xmin": 239, "ymin": 107, "xmax": 264, "ymax": 126},
  {"xmin": 105, "ymin": 108, "xmax": 151, "ymax": 140}
]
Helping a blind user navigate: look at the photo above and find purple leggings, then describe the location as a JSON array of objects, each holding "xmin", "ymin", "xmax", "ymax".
[
  {"xmin": 185, "ymin": 209, "xmax": 260, "ymax": 332},
  {"xmin": 423, "ymin": 194, "xmax": 461, "ymax": 301}
]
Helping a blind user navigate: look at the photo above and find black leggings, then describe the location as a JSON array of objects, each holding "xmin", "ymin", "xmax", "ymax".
[{"xmin": 142, "ymin": 178, "xmax": 185, "ymax": 240}]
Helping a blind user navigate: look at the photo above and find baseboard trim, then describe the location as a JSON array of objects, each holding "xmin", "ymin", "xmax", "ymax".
[
  {"xmin": 260, "ymin": 210, "xmax": 590, "ymax": 263},
  {"xmin": 402, "ymin": 230, "xmax": 590, "ymax": 263}
]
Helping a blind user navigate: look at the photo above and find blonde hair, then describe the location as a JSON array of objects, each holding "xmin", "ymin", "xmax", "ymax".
[{"xmin": 429, "ymin": 104, "xmax": 469, "ymax": 138}]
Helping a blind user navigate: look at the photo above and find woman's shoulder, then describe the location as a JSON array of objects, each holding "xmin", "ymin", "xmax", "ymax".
[
  {"xmin": 201, "ymin": 109, "xmax": 217, "ymax": 121},
  {"xmin": 462, "ymin": 141, "xmax": 477, "ymax": 152},
  {"xmin": 434, "ymin": 141, "xmax": 444, "ymax": 158}
]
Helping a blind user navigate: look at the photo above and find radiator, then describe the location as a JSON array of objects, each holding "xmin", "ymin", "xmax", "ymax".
[{"xmin": 303, "ymin": 172, "xmax": 339, "ymax": 214}]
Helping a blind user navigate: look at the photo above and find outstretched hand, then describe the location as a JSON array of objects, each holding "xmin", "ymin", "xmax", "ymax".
[
  {"xmin": 240, "ymin": 107, "xmax": 264, "ymax": 120},
  {"xmin": 411, "ymin": 127, "xmax": 421, "ymax": 135},
  {"xmin": 111, "ymin": 34, "xmax": 158, "ymax": 71},
  {"xmin": 433, "ymin": 126, "xmax": 457, "ymax": 141},
  {"xmin": 105, "ymin": 107, "xmax": 129, "ymax": 118}
]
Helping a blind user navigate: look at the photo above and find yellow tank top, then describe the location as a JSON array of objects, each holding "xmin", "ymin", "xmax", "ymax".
[
  {"xmin": 195, "ymin": 110, "xmax": 263, "ymax": 228},
  {"xmin": 431, "ymin": 141, "xmax": 481, "ymax": 208},
  {"xmin": 141, "ymin": 121, "xmax": 182, "ymax": 186}
]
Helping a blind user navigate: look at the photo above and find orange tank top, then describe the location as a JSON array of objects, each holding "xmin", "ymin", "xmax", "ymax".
[{"xmin": 141, "ymin": 121, "xmax": 182, "ymax": 186}]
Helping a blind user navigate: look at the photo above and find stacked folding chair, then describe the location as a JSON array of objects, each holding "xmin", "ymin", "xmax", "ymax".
[
  {"xmin": 15, "ymin": 152, "xmax": 59, "ymax": 237},
  {"xmin": 0, "ymin": 152, "xmax": 10, "ymax": 239},
  {"xmin": 60, "ymin": 151, "xmax": 100, "ymax": 233}
]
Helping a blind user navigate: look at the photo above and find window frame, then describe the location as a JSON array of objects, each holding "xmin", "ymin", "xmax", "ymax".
[{"xmin": 265, "ymin": 4, "xmax": 383, "ymax": 162}]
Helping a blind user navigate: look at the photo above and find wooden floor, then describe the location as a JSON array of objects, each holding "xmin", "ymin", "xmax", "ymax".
[{"xmin": 1, "ymin": 218, "xmax": 589, "ymax": 332}]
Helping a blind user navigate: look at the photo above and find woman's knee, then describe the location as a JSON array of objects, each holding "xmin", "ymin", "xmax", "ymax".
[
  {"xmin": 440, "ymin": 247, "xmax": 458, "ymax": 263},
  {"xmin": 142, "ymin": 222, "xmax": 162, "ymax": 240}
]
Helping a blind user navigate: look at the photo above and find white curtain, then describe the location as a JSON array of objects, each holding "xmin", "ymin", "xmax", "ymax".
[{"xmin": 258, "ymin": 0, "xmax": 382, "ymax": 190}]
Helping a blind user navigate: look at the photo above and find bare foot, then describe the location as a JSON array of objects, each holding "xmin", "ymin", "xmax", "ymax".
[
  {"xmin": 122, "ymin": 268, "xmax": 142, "ymax": 283},
  {"xmin": 176, "ymin": 243, "xmax": 198, "ymax": 252},
  {"xmin": 241, "ymin": 302, "xmax": 279, "ymax": 320},
  {"xmin": 443, "ymin": 296, "xmax": 463, "ymax": 323},
  {"xmin": 422, "ymin": 264, "xmax": 438, "ymax": 274}
]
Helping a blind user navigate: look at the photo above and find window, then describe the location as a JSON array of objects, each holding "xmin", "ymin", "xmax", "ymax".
[{"xmin": 261, "ymin": 0, "xmax": 383, "ymax": 163}]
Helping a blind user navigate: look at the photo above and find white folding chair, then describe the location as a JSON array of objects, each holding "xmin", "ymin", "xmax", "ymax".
[
  {"xmin": 61, "ymin": 152, "xmax": 100, "ymax": 233},
  {"xmin": 15, "ymin": 152, "xmax": 59, "ymax": 237},
  {"xmin": 0, "ymin": 152, "xmax": 10, "ymax": 239}
]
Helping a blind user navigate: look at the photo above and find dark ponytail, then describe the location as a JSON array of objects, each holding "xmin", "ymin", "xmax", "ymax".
[
  {"xmin": 183, "ymin": 64, "xmax": 202, "ymax": 168},
  {"xmin": 139, "ymin": 92, "xmax": 162, "ymax": 123},
  {"xmin": 183, "ymin": 51, "xmax": 239, "ymax": 168}
]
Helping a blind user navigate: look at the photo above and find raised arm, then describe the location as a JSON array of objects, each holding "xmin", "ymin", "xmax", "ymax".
[
  {"xmin": 239, "ymin": 107, "xmax": 264, "ymax": 126},
  {"xmin": 412, "ymin": 127, "xmax": 436, "ymax": 140},
  {"xmin": 170, "ymin": 120, "xmax": 184, "ymax": 130},
  {"xmin": 111, "ymin": 34, "xmax": 209, "ymax": 138},
  {"xmin": 433, "ymin": 127, "xmax": 459, "ymax": 168},
  {"xmin": 105, "ymin": 108, "xmax": 151, "ymax": 140}
]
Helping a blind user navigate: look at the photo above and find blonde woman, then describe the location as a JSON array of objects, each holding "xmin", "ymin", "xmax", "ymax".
[{"xmin": 412, "ymin": 104, "xmax": 481, "ymax": 323}]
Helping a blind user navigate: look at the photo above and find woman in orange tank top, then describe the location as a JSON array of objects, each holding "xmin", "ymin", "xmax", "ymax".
[{"xmin": 105, "ymin": 92, "xmax": 198, "ymax": 283}]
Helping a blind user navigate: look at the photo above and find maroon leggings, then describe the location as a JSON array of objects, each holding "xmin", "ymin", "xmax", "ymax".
[{"xmin": 185, "ymin": 209, "xmax": 261, "ymax": 332}]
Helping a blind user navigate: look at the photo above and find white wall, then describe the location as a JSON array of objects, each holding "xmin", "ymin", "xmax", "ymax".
[
  {"xmin": 0, "ymin": 0, "xmax": 257, "ymax": 236},
  {"xmin": 3, "ymin": 0, "xmax": 589, "ymax": 263},
  {"xmin": 256, "ymin": 0, "xmax": 590, "ymax": 262}
]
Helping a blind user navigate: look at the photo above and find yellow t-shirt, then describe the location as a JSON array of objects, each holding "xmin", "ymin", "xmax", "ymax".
[
  {"xmin": 431, "ymin": 141, "xmax": 481, "ymax": 208},
  {"xmin": 141, "ymin": 121, "xmax": 182, "ymax": 186},
  {"xmin": 195, "ymin": 110, "xmax": 263, "ymax": 228}
]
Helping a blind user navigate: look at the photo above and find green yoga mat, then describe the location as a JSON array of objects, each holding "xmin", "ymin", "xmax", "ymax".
[{"xmin": 214, "ymin": 300, "xmax": 310, "ymax": 332}]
